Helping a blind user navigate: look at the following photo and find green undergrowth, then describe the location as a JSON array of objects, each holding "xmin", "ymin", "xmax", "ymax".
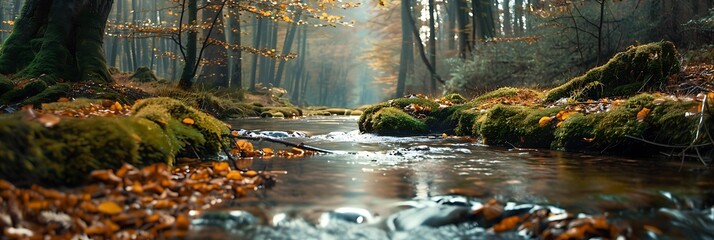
[{"xmin": 0, "ymin": 97, "xmax": 230, "ymax": 185}]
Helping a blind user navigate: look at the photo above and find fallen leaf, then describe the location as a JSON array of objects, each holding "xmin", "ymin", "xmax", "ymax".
[
  {"xmin": 57, "ymin": 97, "xmax": 70, "ymax": 102},
  {"xmin": 243, "ymin": 170, "xmax": 258, "ymax": 178},
  {"xmin": 175, "ymin": 214, "xmax": 190, "ymax": 229},
  {"xmin": 182, "ymin": 118, "xmax": 195, "ymax": 125},
  {"xmin": 97, "ymin": 201, "xmax": 123, "ymax": 215},
  {"xmin": 636, "ymin": 107, "xmax": 651, "ymax": 122},
  {"xmin": 226, "ymin": 171, "xmax": 243, "ymax": 181},
  {"xmin": 538, "ymin": 116, "xmax": 553, "ymax": 127}
]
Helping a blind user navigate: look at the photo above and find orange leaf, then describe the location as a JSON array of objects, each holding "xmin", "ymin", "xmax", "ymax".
[
  {"xmin": 226, "ymin": 170, "xmax": 243, "ymax": 181},
  {"xmin": 57, "ymin": 97, "xmax": 70, "ymax": 102},
  {"xmin": 242, "ymin": 170, "xmax": 258, "ymax": 178},
  {"xmin": 235, "ymin": 140, "xmax": 253, "ymax": 152},
  {"xmin": 636, "ymin": 107, "xmax": 651, "ymax": 122},
  {"xmin": 262, "ymin": 148, "xmax": 274, "ymax": 155},
  {"xmin": 98, "ymin": 201, "xmax": 123, "ymax": 215},
  {"xmin": 182, "ymin": 118, "xmax": 195, "ymax": 125},
  {"xmin": 538, "ymin": 116, "xmax": 552, "ymax": 127}
]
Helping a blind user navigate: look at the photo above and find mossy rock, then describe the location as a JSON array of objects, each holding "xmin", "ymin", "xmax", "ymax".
[
  {"xmin": 358, "ymin": 97, "xmax": 439, "ymax": 133},
  {"xmin": 370, "ymin": 107, "xmax": 426, "ymax": 136},
  {"xmin": 0, "ymin": 97, "xmax": 231, "ymax": 185},
  {"xmin": 426, "ymin": 103, "xmax": 476, "ymax": 133},
  {"xmin": 545, "ymin": 41, "xmax": 680, "ymax": 102},
  {"xmin": 442, "ymin": 93, "xmax": 467, "ymax": 104},
  {"xmin": 40, "ymin": 98, "xmax": 105, "ymax": 111},
  {"xmin": 553, "ymin": 113, "xmax": 603, "ymax": 151},
  {"xmin": 130, "ymin": 66, "xmax": 159, "ymax": 83},
  {"xmin": 259, "ymin": 106, "xmax": 301, "ymax": 118},
  {"xmin": 477, "ymin": 105, "xmax": 529, "ymax": 146},
  {"xmin": 0, "ymin": 115, "xmax": 139, "ymax": 185},
  {"xmin": 261, "ymin": 111, "xmax": 285, "ymax": 118},
  {"xmin": 472, "ymin": 87, "xmax": 543, "ymax": 103},
  {"xmin": 132, "ymin": 97, "xmax": 230, "ymax": 156}
]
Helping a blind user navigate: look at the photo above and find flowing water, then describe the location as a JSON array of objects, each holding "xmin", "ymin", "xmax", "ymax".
[{"xmin": 188, "ymin": 116, "xmax": 714, "ymax": 239}]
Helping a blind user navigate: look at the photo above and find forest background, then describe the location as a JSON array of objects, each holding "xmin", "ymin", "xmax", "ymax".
[{"xmin": 0, "ymin": 0, "xmax": 710, "ymax": 108}]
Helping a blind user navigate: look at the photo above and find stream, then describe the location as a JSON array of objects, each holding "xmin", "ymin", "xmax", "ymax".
[{"xmin": 188, "ymin": 116, "xmax": 714, "ymax": 239}]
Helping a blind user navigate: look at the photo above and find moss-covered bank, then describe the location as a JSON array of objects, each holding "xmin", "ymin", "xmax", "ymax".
[
  {"xmin": 545, "ymin": 41, "xmax": 680, "ymax": 102},
  {"xmin": 0, "ymin": 97, "xmax": 229, "ymax": 185},
  {"xmin": 359, "ymin": 42, "xmax": 711, "ymax": 156}
]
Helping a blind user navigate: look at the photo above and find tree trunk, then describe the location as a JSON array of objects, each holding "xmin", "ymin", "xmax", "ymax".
[
  {"xmin": 228, "ymin": 8, "xmax": 242, "ymax": 89},
  {"xmin": 396, "ymin": 0, "xmax": 413, "ymax": 98},
  {"xmin": 249, "ymin": 17, "xmax": 263, "ymax": 91},
  {"xmin": 428, "ymin": 0, "xmax": 437, "ymax": 94},
  {"xmin": 178, "ymin": 0, "xmax": 198, "ymax": 90},
  {"xmin": 200, "ymin": 0, "xmax": 229, "ymax": 88},
  {"xmin": 0, "ymin": 0, "xmax": 114, "ymax": 104},
  {"xmin": 273, "ymin": 13, "xmax": 301, "ymax": 88},
  {"xmin": 455, "ymin": 0, "xmax": 469, "ymax": 57}
]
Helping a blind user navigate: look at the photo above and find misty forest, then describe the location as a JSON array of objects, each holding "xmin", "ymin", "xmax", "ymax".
[{"xmin": 0, "ymin": 0, "xmax": 714, "ymax": 239}]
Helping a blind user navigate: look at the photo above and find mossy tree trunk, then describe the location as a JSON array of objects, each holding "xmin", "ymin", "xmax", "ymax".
[{"xmin": 0, "ymin": 0, "xmax": 114, "ymax": 104}]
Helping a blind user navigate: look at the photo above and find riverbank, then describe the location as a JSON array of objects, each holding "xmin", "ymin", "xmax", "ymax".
[{"xmin": 359, "ymin": 41, "xmax": 714, "ymax": 159}]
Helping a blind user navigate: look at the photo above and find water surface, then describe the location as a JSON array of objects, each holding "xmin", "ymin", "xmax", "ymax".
[{"xmin": 191, "ymin": 116, "xmax": 714, "ymax": 239}]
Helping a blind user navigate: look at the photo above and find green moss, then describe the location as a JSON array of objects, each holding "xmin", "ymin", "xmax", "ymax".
[
  {"xmin": 546, "ymin": 41, "xmax": 680, "ymax": 102},
  {"xmin": 130, "ymin": 66, "xmax": 159, "ymax": 83},
  {"xmin": 21, "ymin": 83, "xmax": 70, "ymax": 106},
  {"xmin": 0, "ymin": 78, "xmax": 48, "ymax": 104},
  {"xmin": 358, "ymin": 102, "xmax": 389, "ymax": 133},
  {"xmin": 645, "ymin": 100, "xmax": 698, "ymax": 145},
  {"xmin": 358, "ymin": 97, "xmax": 438, "ymax": 133},
  {"xmin": 473, "ymin": 87, "xmax": 520, "ymax": 102},
  {"xmin": 454, "ymin": 109, "xmax": 481, "ymax": 136},
  {"xmin": 442, "ymin": 93, "xmax": 467, "ymax": 104},
  {"xmin": 592, "ymin": 94, "xmax": 655, "ymax": 150},
  {"xmin": 472, "ymin": 87, "xmax": 543, "ymax": 103},
  {"xmin": 0, "ymin": 74, "xmax": 12, "ymax": 94},
  {"xmin": 0, "ymin": 115, "xmax": 139, "ymax": 185},
  {"xmin": 553, "ymin": 113, "xmax": 603, "ymax": 151},
  {"xmin": 519, "ymin": 107, "xmax": 564, "ymax": 148},
  {"xmin": 478, "ymin": 105, "xmax": 529, "ymax": 146},
  {"xmin": 132, "ymin": 97, "xmax": 229, "ymax": 155},
  {"xmin": 370, "ymin": 107, "xmax": 426, "ymax": 136},
  {"xmin": 426, "ymin": 103, "xmax": 475, "ymax": 133}
]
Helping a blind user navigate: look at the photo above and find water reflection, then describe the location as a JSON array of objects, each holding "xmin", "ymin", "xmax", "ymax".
[{"xmin": 217, "ymin": 116, "xmax": 714, "ymax": 238}]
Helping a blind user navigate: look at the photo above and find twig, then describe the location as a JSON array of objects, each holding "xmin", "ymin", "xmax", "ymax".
[
  {"xmin": 227, "ymin": 135, "xmax": 333, "ymax": 154},
  {"xmin": 624, "ymin": 135, "xmax": 712, "ymax": 148},
  {"xmin": 218, "ymin": 138, "xmax": 242, "ymax": 171}
]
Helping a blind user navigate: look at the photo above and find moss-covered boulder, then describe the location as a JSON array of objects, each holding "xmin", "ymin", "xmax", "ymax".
[
  {"xmin": 259, "ymin": 106, "xmax": 302, "ymax": 118},
  {"xmin": 370, "ymin": 107, "xmax": 426, "ymax": 136},
  {"xmin": 441, "ymin": 93, "xmax": 467, "ymax": 104},
  {"xmin": 130, "ymin": 66, "xmax": 159, "ymax": 83},
  {"xmin": 0, "ymin": 97, "xmax": 230, "ymax": 185},
  {"xmin": 545, "ymin": 41, "xmax": 680, "ymax": 102},
  {"xmin": 358, "ymin": 97, "xmax": 439, "ymax": 133}
]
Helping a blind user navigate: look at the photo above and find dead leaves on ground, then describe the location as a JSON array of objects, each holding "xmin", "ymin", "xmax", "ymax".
[
  {"xmin": 0, "ymin": 162, "xmax": 275, "ymax": 239},
  {"xmin": 473, "ymin": 198, "xmax": 622, "ymax": 239}
]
